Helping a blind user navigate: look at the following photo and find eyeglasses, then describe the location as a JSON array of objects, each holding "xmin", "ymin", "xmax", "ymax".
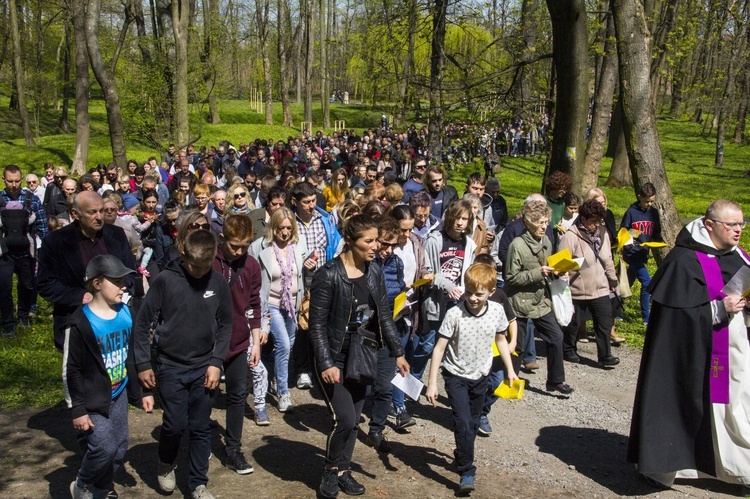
[
  {"xmin": 414, "ymin": 213, "xmax": 429, "ymax": 220},
  {"xmin": 275, "ymin": 226, "xmax": 293, "ymax": 233},
  {"xmin": 711, "ymin": 219, "xmax": 746, "ymax": 230},
  {"xmin": 54, "ymin": 175, "xmax": 67, "ymax": 180},
  {"xmin": 234, "ymin": 192, "xmax": 247, "ymax": 200},
  {"xmin": 379, "ymin": 240, "xmax": 400, "ymax": 249},
  {"xmin": 187, "ymin": 222, "xmax": 211, "ymax": 231},
  {"xmin": 414, "ymin": 163, "xmax": 427, "ymax": 169},
  {"xmin": 103, "ymin": 207, "xmax": 117, "ymax": 213}
]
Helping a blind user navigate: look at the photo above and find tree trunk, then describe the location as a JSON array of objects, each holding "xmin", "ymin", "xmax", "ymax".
[
  {"xmin": 85, "ymin": 0, "xmax": 127, "ymax": 169},
  {"xmin": 255, "ymin": 0, "xmax": 273, "ymax": 125},
  {"xmin": 172, "ymin": 0, "xmax": 190, "ymax": 146},
  {"xmin": 649, "ymin": 0, "xmax": 680, "ymax": 109},
  {"xmin": 201, "ymin": 0, "xmax": 220, "ymax": 124},
  {"xmin": 513, "ymin": 0, "xmax": 538, "ymax": 105},
  {"xmin": 583, "ymin": 10, "xmax": 617, "ymax": 194},
  {"xmin": 734, "ymin": 69, "xmax": 749, "ymax": 143},
  {"xmin": 294, "ymin": 0, "xmax": 303, "ymax": 104},
  {"xmin": 278, "ymin": 0, "xmax": 293, "ymax": 126},
  {"xmin": 398, "ymin": 0, "xmax": 417, "ymax": 121},
  {"xmin": 606, "ymin": 126, "xmax": 633, "ymax": 187},
  {"xmin": 131, "ymin": 0, "xmax": 152, "ymax": 63},
  {"xmin": 545, "ymin": 0, "xmax": 588, "ymax": 192},
  {"xmin": 319, "ymin": 0, "xmax": 329, "ymax": 128},
  {"xmin": 9, "ymin": 0, "xmax": 33, "ymax": 146},
  {"xmin": 58, "ymin": 19, "xmax": 72, "ymax": 133},
  {"xmin": 304, "ymin": 0, "xmax": 314, "ymax": 123},
  {"xmin": 612, "ymin": 0, "xmax": 681, "ymax": 251},
  {"xmin": 668, "ymin": 71, "xmax": 683, "ymax": 117},
  {"xmin": 427, "ymin": 0, "xmax": 448, "ymax": 156},
  {"xmin": 71, "ymin": 0, "xmax": 89, "ymax": 174}
]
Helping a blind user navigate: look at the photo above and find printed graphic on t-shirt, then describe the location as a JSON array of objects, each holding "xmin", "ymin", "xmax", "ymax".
[
  {"xmin": 83, "ymin": 304, "xmax": 131, "ymax": 399},
  {"xmin": 631, "ymin": 220, "xmax": 655, "ymax": 236},
  {"xmin": 354, "ymin": 303, "xmax": 373, "ymax": 327},
  {"xmin": 440, "ymin": 238, "xmax": 466, "ymax": 287}
]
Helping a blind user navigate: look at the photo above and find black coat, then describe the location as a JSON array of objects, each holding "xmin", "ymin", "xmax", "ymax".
[
  {"xmin": 309, "ymin": 257, "xmax": 405, "ymax": 374},
  {"xmin": 38, "ymin": 222, "xmax": 136, "ymax": 350}
]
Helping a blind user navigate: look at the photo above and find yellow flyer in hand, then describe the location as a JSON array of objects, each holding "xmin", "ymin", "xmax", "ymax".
[
  {"xmin": 639, "ymin": 241, "xmax": 667, "ymax": 249},
  {"xmin": 547, "ymin": 248, "xmax": 581, "ymax": 272},
  {"xmin": 494, "ymin": 379, "xmax": 526, "ymax": 399},
  {"xmin": 616, "ymin": 228, "xmax": 633, "ymax": 253},
  {"xmin": 411, "ymin": 277, "xmax": 434, "ymax": 288},
  {"xmin": 392, "ymin": 292, "xmax": 408, "ymax": 320}
]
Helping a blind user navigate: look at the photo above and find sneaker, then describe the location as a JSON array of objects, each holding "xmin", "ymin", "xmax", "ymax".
[
  {"xmin": 70, "ymin": 480, "xmax": 94, "ymax": 499},
  {"xmin": 278, "ymin": 393, "xmax": 293, "ymax": 412},
  {"xmin": 296, "ymin": 372, "xmax": 313, "ymax": 389},
  {"xmin": 254, "ymin": 406, "xmax": 271, "ymax": 426},
  {"xmin": 478, "ymin": 415, "xmax": 492, "ymax": 436},
  {"xmin": 337, "ymin": 470, "xmax": 365, "ymax": 495},
  {"xmin": 225, "ymin": 449, "xmax": 254, "ymax": 475},
  {"xmin": 18, "ymin": 317, "xmax": 32, "ymax": 327},
  {"xmin": 2, "ymin": 326, "xmax": 16, "ymax": 338},
  {"xmin": 320, "ymin": 468, "xmax": 340, "ymax": 498},
  {"xmin": 157, "ymin": 461, "xmax": 176, "ymax": 493},
  {"xmin": 366, "ymin": 431, "xmax": 391, "ymax": 453},
  {"xmin": 388, "ymin": 405, "xmax": 397, "ymax": 420},
  {"xmin": 269, "ymin": 379, "xmax": 278, "ymax": 396},
  {"xmin": 191, "ymin": 484, "xmax": 215, "ymax": 499},
  {"xmin": 545, "ymin": 382, "xmax": 574, "ymax": 395},
  {"xmin": 105, "ymin": 489, "xmax": 119, "ymax": 499},
  {"xmin": 137, "ymin": 266, "xmax": 151, "ymax": 277},
  {"xmin": 395, "ymin": 408, "xmax": 416, "ymax": 430},
  {"xmin": 459, "ymin": 475, "xmax": 476, "ymax": 494}
]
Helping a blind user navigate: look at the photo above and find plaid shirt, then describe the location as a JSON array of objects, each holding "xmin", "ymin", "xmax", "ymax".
[
  {"xmin": 1, "ymin": 188, "xmax": 49, "ymax": 239},
  {"xmin": 296, "ymin": 211, "xmax": 327, "ymax": 270}
]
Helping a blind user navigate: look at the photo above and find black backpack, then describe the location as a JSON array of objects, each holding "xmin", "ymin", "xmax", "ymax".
[{"xmin": 0, "ymin": 190, "xmax": 35, "ymax": 255}]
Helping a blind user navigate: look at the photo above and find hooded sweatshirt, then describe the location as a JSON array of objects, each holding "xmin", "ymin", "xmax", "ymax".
[{"xmin": 134, "ymin": 259, "xmax": 232, "ymax": 371}]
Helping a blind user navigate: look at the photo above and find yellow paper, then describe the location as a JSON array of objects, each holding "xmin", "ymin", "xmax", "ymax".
[
  {"xmin": 616, "ymin": 228, "xmax": 633, "ymax": 253},
  {"xmin": 411, "ymin": 277, "xmax": 433, "ymax": 288},
  {"xmin": 492, "ymin": 340, "xmax": 500, "ymax": 357},
  {"xmin": 639, "ymin": 241, "xmax": 667, "ymax": 248},
  {"xmin": 494, "ymin": 379, "xmax": 525, "ymax": 399},
  {"xmin": 393, "ymin": 292, "xmax": 407, "ymax": 320},
  {"xmin": 547, "ymin": 249, "xmax": 581, "ymax": 272}
]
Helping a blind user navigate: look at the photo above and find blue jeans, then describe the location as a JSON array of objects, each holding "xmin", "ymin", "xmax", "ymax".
[
  {"xmin": 522, "ymin": 319, "xmax": 537, "ymax": 364},
  {"xmin": 626, "ymin": 258, "xmax": 651, "ymax": 323},
  {"xmin": 481, "ymin": 366, "xmax": 505, "ymax": 417},
  {"xmin": 406, "ymin": 320, "xmax": 440, "ymax": 381},
  {"xmin": 269, "ymin": 306, "xmax": 296, "ymax": 395},
  {"xmin": 391, "ymin": 323, "xmax": 411, "ymax": 411}
]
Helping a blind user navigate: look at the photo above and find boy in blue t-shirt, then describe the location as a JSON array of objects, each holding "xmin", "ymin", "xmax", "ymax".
[
  {"xmin": 64, "ymin": 255, "xmax": 153, "ymax": 499},
  {"xmin": 620, "ymin": 182, "xmax": 662, "ymax": 324}
]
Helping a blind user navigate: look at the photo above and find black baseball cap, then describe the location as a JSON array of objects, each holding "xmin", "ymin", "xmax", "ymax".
[{"xmin": 84, "ymin": 255, "xmax": 136, "ymax": 282}]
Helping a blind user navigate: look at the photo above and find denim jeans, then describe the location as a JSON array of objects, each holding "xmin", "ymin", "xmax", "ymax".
[
  {"xmin": 443, "ymin": 371, "xmax": 488, "ymax": 477},
  {"xmin": 522, "ymin": 319, "xmax": 537, "ymax": 364},
  {"xmin": 626, "ymin": 258, "xmax": 652, "ymax": 323},
  {"xmin": 406, "ymin": 320, "xmax": 440, "ymax": 381},
  {"xmin": 391, "ymin": 323, "xmax": 412, "ymax": 411},
  {"xmin": 481, "ymin": 364, "xmax": 505, "ymax": 417},
  {"xmin": 269, "ymin": 306, "xmax": 296, "ymax": 395}
]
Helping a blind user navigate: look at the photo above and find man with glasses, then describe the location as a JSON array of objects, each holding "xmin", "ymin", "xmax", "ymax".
[
  {"xmin": 0, "ymin": 165, "xmax": 48, "ymax": 337},
  {"xmin": 629, "ymin": 199, "xmax": 750, "ymax": 490},
  {"xmin": 38, "ymin": 191, "xmax": 137, "ymax": 351},
  {"xmin": 25, "ymin": 174, "xmax": 46, "ymax": 201},
  {"xmin": 43, "ymin": 166, "xmax": 69, "ymax": 217},
  {"xmin": 402, "ymin": 156, "xmax": 428, "ymax": 203},
  {"xmin": 408, "ymin": 191, "xmax": 443, "ymax": 242}
]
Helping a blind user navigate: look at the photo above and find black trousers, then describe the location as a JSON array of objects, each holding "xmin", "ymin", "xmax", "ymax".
[
  {"xmin": 564, "ymin": 296, "xmax": 613, "ymax": 361},
  {"xmin": 314, "ymin": 359, "xmax": 367, "ymax": 470},
  {"xmin": 223, "ymin": 351, "xmax": 248, "ymax": 452},
  {"xmin": 368, "ymin": 345, "xmax": 396, "ymax": 434},
  {"xmin": 0, "ymin": 252, "xmax": 35, "ymax": 330},
  {"xmin": 517, "ymin": 313, "xmax": 565, "ymax": 384},
  {"xmin": 443, "ymin": 371, "xmax": 488, "ymax": 477},
  {"xmin": 157, "ymin": 363, "xmax": 214, "ymax": 491},
  {"xmin": 293, "ymin": 327, "xmax": 314, "ymax": 376}
]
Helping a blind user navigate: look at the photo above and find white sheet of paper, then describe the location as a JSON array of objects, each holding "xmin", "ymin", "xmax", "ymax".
[
  {"xmin": 391, "ymin": 372, "xmax": 424, "ymax": 402},
  {"xmin": 721, "ymin": 265, "xmax": 750, "ymax": 297}
]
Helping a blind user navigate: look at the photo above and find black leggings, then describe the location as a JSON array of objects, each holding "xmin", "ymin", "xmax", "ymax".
[
  {"xmin": 314, "ymin": 360, "xmax": 367, "ymax": 470},
  {"xmin": 223, "ymin": 351, "xmax": 248, "ymax": 452}
]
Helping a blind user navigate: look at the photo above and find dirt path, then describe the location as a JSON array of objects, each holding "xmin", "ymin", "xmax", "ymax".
[{"xmin": 0, "ymin": 340, "xmax": 743, "ymax": 498}]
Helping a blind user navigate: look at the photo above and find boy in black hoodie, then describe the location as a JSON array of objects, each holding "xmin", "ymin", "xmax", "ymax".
[{"xmin": 134, "ymin": 229, "xmax": 232, "ymax": 499}]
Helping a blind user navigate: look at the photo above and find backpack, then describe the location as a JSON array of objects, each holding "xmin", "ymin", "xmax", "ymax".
[{"xmin": 0, "ymin": 190, "xmax": 36, "ymax": 256}]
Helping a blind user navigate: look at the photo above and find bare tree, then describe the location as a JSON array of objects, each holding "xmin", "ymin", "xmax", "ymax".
[
  {"xmin": 319, "ymin": 0, "xmax": 329, "ymax": 128},
  {"xmin": 256, "ymin": 0, "xmax": 273, "ymax": 124},
  {"xmin": 279, "ymin": 0, "xmax": 293, "ymax": 125},
  {"xmin": 427, "ymin": 0, "xmax": 448, "ymax": 156},
  {"xmin": 172, "ymin": 0, "xmax": 190, "ymax": 145},
  {"xmin": 85, "ymin": 0, "xmax": 127, "ymax": 169},
  {"xmin": 304, "ymin": 0, "xmax": 314, "ymax": 123},
  {"xmin": 9, "ymin": 0, "xmax": 33, "ymax": 146},
  {"xmin": 202, "ymin": 0, "xmax": 221, "ymax": 123},
  {"xmin": 70, "ymin": 0, "xmax": 89, "ymax": 174}
]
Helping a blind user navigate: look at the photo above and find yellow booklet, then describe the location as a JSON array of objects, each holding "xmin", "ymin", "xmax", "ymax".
[
  {"xmin": 494, "ymin": 379, "xmax": 525, "ymax": 399},
  {"xmin": 639, "ymin": 241, "xmax": 667, "ymax": 248},
  {"xmin": 411, "ymin": 277, "xmax": 433, "ymax": 288},
  {"xmin": 392, "ymin": 292, "xmax": 407, "ymax": 320},
  {"xmin": 547, "ymin": 248, "xmax": 582, "ymax": 272}
]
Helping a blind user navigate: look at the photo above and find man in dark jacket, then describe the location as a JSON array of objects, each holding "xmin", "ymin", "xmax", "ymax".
[{"xmin": 423, "ymin": 165, "xmax": 457, "ymax": 219}]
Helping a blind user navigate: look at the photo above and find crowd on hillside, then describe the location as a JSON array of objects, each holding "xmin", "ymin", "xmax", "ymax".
[{"xmin": 3, "ymin": 121, "xmax": 749, "ymax": 499}]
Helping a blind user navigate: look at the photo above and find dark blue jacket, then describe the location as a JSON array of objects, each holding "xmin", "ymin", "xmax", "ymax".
[
  {"xmin": 375, "ymin": 253, "xmax": 405, "ymax": 309},
  {"xmin": 620, "ymin": 201, "xmax": 662, "ymax": 262}
]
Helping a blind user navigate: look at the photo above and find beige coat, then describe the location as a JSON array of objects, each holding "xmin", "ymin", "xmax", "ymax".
[{"xmin": 558, "ymin": 224, "xmax": 617, "ymax": 300}]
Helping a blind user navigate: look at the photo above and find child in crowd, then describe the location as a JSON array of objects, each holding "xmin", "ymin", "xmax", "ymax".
[
  {"xmin": 137, "ymin": 189, "xmax": 160, "ymax": 277},
  {"xmin": 425, "ymin": 262, "xmax": 517, "ymax": 494},
  {"xmin": 559, "ymin": 192, "xmax": 580, "ymax": 233},
  {"xmin": 620, "ymin": 182, "xmax": 662, "ymax": 324},
  {"xmin": 472, "ymin": 254, "xmax": 518, "ymax": 436},
  {"xmin": 64, "ymin": 255, "xmax": 153, "ymax": 499},
  {"xmin": 134, "ymin": 228, "xmax": 232, "ymax": 499}
]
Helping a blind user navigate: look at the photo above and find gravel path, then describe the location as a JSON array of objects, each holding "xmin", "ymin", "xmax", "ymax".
[{"xmin": 0, "ymin": 338, "xmax": 744, "ymax": 498}]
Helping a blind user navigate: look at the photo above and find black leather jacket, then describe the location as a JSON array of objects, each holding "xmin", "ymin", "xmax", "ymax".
[{"xmin": 309, "ymin": 257, "xmax": 405, "ymax": 373}]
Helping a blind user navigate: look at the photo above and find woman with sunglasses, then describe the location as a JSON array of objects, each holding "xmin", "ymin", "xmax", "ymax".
[
  {"xmin": 249, "ymin": 208, "xmax": 312, "ymax": 413},
  {"xmin": 227, "ymin": 184, "xmax": 252, "ymax": 215}
]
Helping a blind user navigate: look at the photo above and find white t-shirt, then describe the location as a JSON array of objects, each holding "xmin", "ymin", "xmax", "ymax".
[
  {"xmin": 395, "ymin": 239, "xmax": 417, "ymax": 287},
  {"xmin": 438, "ymin": 301, "xmax": 508, "ymax": 380}
]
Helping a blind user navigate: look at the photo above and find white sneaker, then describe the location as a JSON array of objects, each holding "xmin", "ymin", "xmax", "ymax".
[
  {"xmin": 296, "ymin": 373, "xmax": 313, "ymax": 389},
  {"xmin": 191, "ymin": 484, "xmax": 216, "ymax": 499},
  {"xmin": 278, "ymin": 393, "xmax": 293, "ymax": 412},
  {"xmin": 157, "ymin": 461, "xmax": 176, "ymax": 493}
]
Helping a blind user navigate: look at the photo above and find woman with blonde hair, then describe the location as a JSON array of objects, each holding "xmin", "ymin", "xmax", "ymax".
[
  {"xmin": 323, "ymin": 168, "xmax": 349, "ymax": 212},
  {"xmin": 384, "ymin": 183, "xmax": 404, "ymax": 207},
  {"xmin": 226, "ymin": 183, "xmax": 252, "ymax": 215},
  {"xmin": 249, "ymin": 207, "xmax": 314, "ymax": 413}
]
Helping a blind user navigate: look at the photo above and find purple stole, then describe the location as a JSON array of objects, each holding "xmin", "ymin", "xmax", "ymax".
[{"xmin": 695, "ymin": 251, "xmax": 730, "ymax": 404}]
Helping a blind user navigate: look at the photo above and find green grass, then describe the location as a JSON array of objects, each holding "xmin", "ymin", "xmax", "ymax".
[{"xmin": 0, "ymin": 100, "xmax": 748, "ymax": 408}]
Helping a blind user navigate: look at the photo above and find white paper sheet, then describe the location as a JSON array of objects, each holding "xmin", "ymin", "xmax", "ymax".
[
  {"xmin": 721, "ymin": 266, "xmax": 750, "ymax": 297},
  {"xmin": 391, "ymin": 372, "xmax": 424, "ymax": 402}
]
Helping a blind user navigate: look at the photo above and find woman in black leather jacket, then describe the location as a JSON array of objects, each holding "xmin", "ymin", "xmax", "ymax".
[{"xmin": 309, "ymin": 214, "xmax": 410, "ymax": 498}]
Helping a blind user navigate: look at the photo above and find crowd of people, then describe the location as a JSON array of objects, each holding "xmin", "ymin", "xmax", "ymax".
[{"xmin": 1, "ymin": 123, "xmax": 748, "ymax": 499}]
